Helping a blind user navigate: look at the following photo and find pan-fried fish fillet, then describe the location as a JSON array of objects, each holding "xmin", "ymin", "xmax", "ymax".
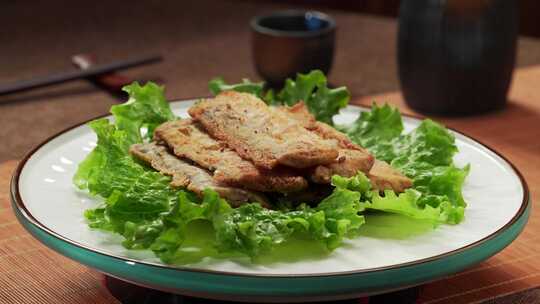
[
  {"xmin": 154, "ymin": 119, "xmax": 308, "ymax": 193},
  {"xmin": 368, "ymin": 160, "xmax": 413, "ymax": 193},
  {"xmin": 279, "ymin": 103, "xmax": 411, "ymax": 192},
  {"xmin": 130, "ymin": 143, "xmax": 270, "ymax": 208},
  {"xmin": 310, "ymin": 149, "xmax": 375, "ymax": 184},
  {"xmin": 277, "ymin": 102, "xmax": 375, "ymax": 184},
  {"xmin": 277, "ymin": 103, "xmax": 362, "ymax": 150},
  {"xmin": 188, "ymin": 91, "xmax": 339, "ymax": 169}
]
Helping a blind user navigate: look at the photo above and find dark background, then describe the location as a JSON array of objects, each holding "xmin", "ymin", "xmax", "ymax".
[
  {"xmin": 276, "ymin": 0, "xmax": 540, "ymax": 37},
  {"xmin": 2, "ymin": 0, "xmax": 540, "ymax": 161}
]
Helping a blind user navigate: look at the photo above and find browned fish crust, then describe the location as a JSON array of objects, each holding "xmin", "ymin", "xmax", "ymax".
[
  {"xmin": 188, "ymin": 91, "xmax": 339, "ymax": 169},
  {"xmin": 277, "ymin": 102, "xmax": 375, "ymax": 184},
  {"xmin": 154, "ymin": 119, "xmax": 308, "ymax": 193},
  {"xmin": 129, "ymin": 142, "xmax": 270, "ymax": 208},
  {"xmin": 368, "ymin": 160, "xmax": 413, "ymax": 193}
]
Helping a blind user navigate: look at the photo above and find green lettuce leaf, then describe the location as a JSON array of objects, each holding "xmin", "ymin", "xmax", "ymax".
[
  {"xmin": 270, "ymin": 70, "xmax": 350, "ymax": 125},
  {"xmin": 75, "ymin": 80, "xmax": 366, "ymax": 261},
  {"xmin": 363, "ymin": 189, "xmax": 464, "ymax": 224},
  {"xmin": 75, "ymin": 82, "xmax": 180, "ymax": 258},
  {"xmin": 213, "ymin": 191, "xmax": 365, "ymax": 257},
  {"xmin": 277, "ymin": 70, "xmax": 326, "ymax": 106},
  {"xmin": 340, "ymin": 103, "xmax": 403, "ymax": 162},
  {"xmin": 344, "ymin": 104, "xmax": 468, "ymax": 224},
  {"xmin": 414, "ymin": 165, "xmax": 470, "ymax": 209},
  {"xmin": 150, "ymin": 189, "xmax": 232, "ymax": 262},
  {"xmin": 76, "ymin": 77, "xmax": 469, "ymax": 265},
  {"xmin": 391, "ymin": 119, "xmax": 459, "ymax": 172},
  {"xmin": 75, "ymin": 119, "xmax": 176, "ymax": 214},
  {"xmin": 364, "ymin": 189, "xmax": 441, "ymax": 222},
  {"xmin": 74, "ymin": 119, "xmax": 130, "ymax": 193},
  {"xmin": 208, "ymin": 77, "xmax": 265, "ymax": 98},
  {"xmin": 333, "ymin": 172, "xmax": 465, "ymax": 224},
  {"xmin": 111, "ymin": 82, "xmax": 175, "ymax": 143},
  {"xmin": 388, "ymin": 119, "xmax": 468, "ymax": 213},
  {"xmin": 209, "ymin": 174, "xmax": 366, "ymax": 256},
  {"xmin": 208, "ymin": 70, "xmax": 350, "ymax": 125}
]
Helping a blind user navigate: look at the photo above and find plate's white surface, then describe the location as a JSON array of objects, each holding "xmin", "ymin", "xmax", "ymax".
[{"xmin": 18, "ymin": 102, "xmax": 525, "ymax": 275}]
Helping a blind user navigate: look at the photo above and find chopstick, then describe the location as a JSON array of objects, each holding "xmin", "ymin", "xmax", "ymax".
[
  {"xmin": 72, "ymin": 53, "xmax": 134, "ymax": 99},
  {"xmin": 0, "ymin": 54, "xmax": 162, "ymax": 96}
]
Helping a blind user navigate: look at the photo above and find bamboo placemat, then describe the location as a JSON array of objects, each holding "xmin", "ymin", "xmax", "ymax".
[
  {"xmin": 351, "ymin": 65, "xmax": 540, "ymax": 304},
  {"xmin": 0, "ymin": 161, "xmax": 118, "ymax": 303},
  {"xmin": 1, "ymin": 66, "xmax": 539, "ymax": 303}
]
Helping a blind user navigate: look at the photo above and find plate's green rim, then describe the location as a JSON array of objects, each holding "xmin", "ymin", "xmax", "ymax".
[
  {"xmin": 11, "ymin": 197, "xmax": 530, "ymax": 300},
  {"xmin": 9, "ymin": 101, "xmax": 531, "ymax": 298}
]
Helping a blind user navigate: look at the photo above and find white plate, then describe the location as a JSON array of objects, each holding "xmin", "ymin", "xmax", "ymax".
[{"xmin": 11, "ymin": 101, "xmax": 530, "ymax": 301}]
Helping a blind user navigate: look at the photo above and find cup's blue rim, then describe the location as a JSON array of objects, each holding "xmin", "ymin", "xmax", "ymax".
[{"xmin": 250, "ymin": 10, "xmax": 336, "ymax": 38}]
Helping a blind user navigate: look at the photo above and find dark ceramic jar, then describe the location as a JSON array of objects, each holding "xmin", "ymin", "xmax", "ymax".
[{"xmin": 398, "ymin": 0, "xmax": 518, "ymax": 115}]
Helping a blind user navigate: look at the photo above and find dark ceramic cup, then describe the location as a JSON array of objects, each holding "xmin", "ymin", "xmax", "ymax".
[{"xmin": 251, "ymin": 10, "xmax": 336, "ymax": 87}]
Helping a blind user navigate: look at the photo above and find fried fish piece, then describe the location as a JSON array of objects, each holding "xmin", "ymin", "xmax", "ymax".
[
  {"xmin": 277, "ymin": 102, "xmax": 375, "ymax": 184},
  {"xmin": 278, "ymin": 103, "xmax": 411, "ymax": 192},
  {"xmin": 188, "ymin": 91, "xmax": 339, "ymax": 169},
  {"xmin": 310, "ymin": 149, "xmax": 375, "ymax": 184},
  {"xmin": 368, "ymin": 160, "xmax": 413, "ymax": 193},
  {"xmin": 154, "ymin": 119, "xmax": 308, "ymax": 193},
  {"xmin": 276, "ymin": 102, "xmax": 360, "ymax": 149},
  {"xmin": 130, "ymin": 142, "xmax": 270, "ymax": 208}
]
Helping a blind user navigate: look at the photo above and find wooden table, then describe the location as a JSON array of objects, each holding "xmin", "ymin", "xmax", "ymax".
[
  {"xmin": 1, "ymin": 65, "xmax": 539, "ymax": 304},
  {"xmin": 351, "ymin": 65, "xmax": 540, "ymax": 304}
]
